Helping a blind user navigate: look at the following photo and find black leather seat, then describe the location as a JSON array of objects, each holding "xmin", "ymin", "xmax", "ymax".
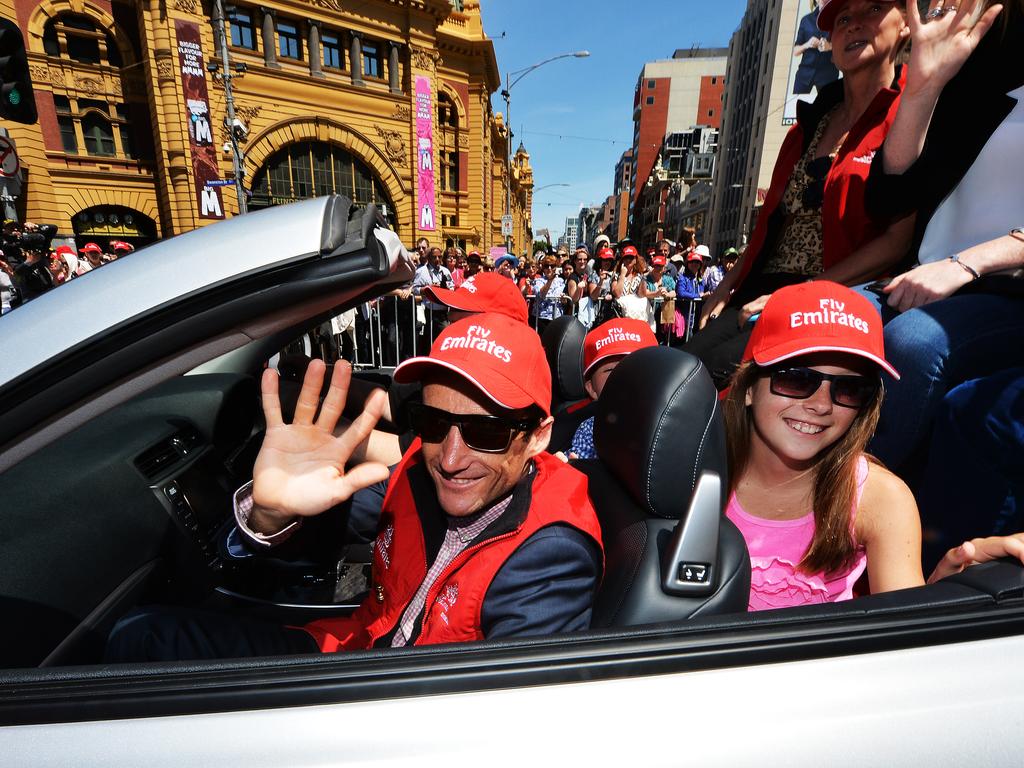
[
  {"xmin": 540, "ymin": 315, "xmax": 587, "ymax": 414},
  {"xmin": 574, "ymin": 345, "xmax": 750, "ymax": 628}
]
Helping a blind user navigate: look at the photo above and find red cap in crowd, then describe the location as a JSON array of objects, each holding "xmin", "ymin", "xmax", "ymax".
[
  {"xmin": 621, "ymin": 244, "xmax": 639, "ymax": 258},
  {"xmin": 110, "ymin": 240, "xmax": 134, "ymax": 252},
  {"xmin": 651, "ymin": 255, "xmax": 667, "ymax": 266},
  {"xmin": 686, "ymin": 250, "xmax": 703, "ymax": 262},
  {"xmin": 54, "ymin": 245, "xmax": 76, "ymax": 258},
  {"xmin": 394, "ymin": 313, "xmax": 552, "ymax": 416},
  {"xmin": 582, "ymin": 318, "xmax": 658, "ymax": 378},
  {"xmin": 423, "ymin": 271, "xmax": 529, "ymax": 324},
  {"xmin": 79, "ymin": 242, "xmax": 102, "ymax": 254},
  {"xmin": 817, "ymin": 0, "xmax": 897, "ymax": 31},
  {"xmin": 742, "ymin": 281, "xmax": 899, "ymax": 378},
  {"xmin": 597, "ymin": 247, "xmax": 615, "ymax": 261}
]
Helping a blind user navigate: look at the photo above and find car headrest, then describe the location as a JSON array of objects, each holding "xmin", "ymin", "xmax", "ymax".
[
  {"xmin": 594, "ymin": 346, "xmax": 726, "ymax": 519},
  {"xmin": 541, "ymin": 315, "xmax": 586, "ymax": 404}
]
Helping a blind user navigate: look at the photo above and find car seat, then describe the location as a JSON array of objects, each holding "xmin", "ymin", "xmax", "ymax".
[
  {"xmin": 540, "ymin": 315, "xmax": 587, "ymax": 414},
  {"xmin": 574, "ymin": 346, "xmax": 750, "ymax": 628}
]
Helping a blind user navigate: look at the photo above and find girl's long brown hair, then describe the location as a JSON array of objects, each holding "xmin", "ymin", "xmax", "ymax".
[{"xmin": 723, "ymin": 361, "xmax": 883, "ymax": 575}]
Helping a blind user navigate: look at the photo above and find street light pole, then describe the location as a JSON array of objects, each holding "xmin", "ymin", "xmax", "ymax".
[
  {"xmin": 211, "ymin": 0, "xmax": 247, "ymax": 215},
  {"xmin": 501, "ymin": 50, "xmax": 588, "ymax": 255}
]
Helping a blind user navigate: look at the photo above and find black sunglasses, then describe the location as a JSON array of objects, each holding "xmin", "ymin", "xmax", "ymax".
[
  {"xmin": 769, "ymin": 367, "xmax": 879, "ymax": 409},
  {"xmin": 801, "ymin": 155, "xmax": 833, "ymax": 210},
  {"xmin": 407, "ymin": 402, "xmax": 539, "ymax": 453}
]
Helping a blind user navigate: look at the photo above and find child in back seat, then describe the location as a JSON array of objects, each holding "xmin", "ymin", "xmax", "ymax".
[{"xmin": 721, "ymin": 281, "xmax": 1024, "ymax": 610}]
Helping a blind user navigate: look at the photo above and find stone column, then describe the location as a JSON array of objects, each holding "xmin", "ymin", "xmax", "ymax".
[
  {"xmin": 349, "ymin": 31, "xmax": 364, "ymax": 87},
  {"xmin": 261, "ymin": 7, "xmax": 279, "ymax": 69},
  {"xmin": 388, "ymin": 41, "xmax": 401, "ymax": 94},
  {"xmin": 308, "ymin": 22, "xmax": 324, "ymax": 78}
]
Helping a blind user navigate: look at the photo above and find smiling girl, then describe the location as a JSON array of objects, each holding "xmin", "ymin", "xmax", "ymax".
[{"xmin": 722, "ymin": 282, "xmax": 1024, "ymax": 610}]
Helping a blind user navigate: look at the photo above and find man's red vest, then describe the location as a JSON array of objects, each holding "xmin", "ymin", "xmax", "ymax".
[{"xmin": 303, "ymin": 443, "xmax": 603, "ymax": 652}]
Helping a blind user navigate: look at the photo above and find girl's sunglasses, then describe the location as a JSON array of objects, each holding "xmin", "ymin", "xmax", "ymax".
[
  {"xmin": 407, "ymin": 402, "xmax": 539, "ymax": 453},
  {"xmin": 769, "ymin": 367, "xmax": 879, "ymax": 409}
]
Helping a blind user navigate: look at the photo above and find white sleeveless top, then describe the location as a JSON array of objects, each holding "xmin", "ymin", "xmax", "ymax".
[{"xmin": 918, "ymin": 85, "xmax": 1024, "ymax": 264}]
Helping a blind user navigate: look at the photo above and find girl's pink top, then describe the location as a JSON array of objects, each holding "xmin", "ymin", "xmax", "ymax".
[{"xmin": 726, "ymin": 457, "xmax": 869, "ymax": 611}]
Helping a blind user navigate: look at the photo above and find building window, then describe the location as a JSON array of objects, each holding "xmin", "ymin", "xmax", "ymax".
[
  {"xmin": 229, "ymin": 10, "xmax": 257, "ymax": 50},
  {"xmin": 251, "ymin": 141, "xmax": 394, "ymax": 213},
  {"xmin": 711, "ymin": 76, "xmax": 718, "ymax": 85},
  {"xmin": 322, "ymin": 31, "xmax": 342, "ymax": 69},
  {"xmin": 53, "ymin": 96, "xmax": 77, "ymax": 154},
  {"xmin": 440, "ymin": 150, "xmax": 458, "ymax": 192},
  {"xmin": 82, "ymin": 110, "xmax": 116, "ymax": 156},
  {"xmin": 646, "ymin": 96, "xmax": 654, "ymax": 105},
  {"xmin": 438, "ymin": 92, "xmax": 458, "ymax": 128},
  {"xmin": 708, "ymin": 109, "xmax": 714, "ymax": 117},
  {"xmin": 647, "ymin": 79, "xmax": 655, "ymax": 89},
  {"xmin": 362, "ymin": 40, "xmax": 382, "ymax": 78},
  {"xmin": 43, "ymin": 14, "xmax": 122, "ymax": 67},
  {"xmin": 277, "ymin": 20, "xmax": 302, "ymax": 60}
]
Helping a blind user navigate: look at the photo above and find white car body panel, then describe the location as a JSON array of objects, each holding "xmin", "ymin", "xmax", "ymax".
[{"xmin": 7, "ymin": 634, "xmax": 1024, "ymax": 767}]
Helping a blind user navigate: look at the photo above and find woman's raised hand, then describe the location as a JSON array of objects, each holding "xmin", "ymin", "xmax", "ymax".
[
  {"xmin": 251, "ymin": 360, "xmax": 391, "ymax": 532},
  {"xmin": 905, "ymin": 0, "xmax": 1004, "ymax": 96}
]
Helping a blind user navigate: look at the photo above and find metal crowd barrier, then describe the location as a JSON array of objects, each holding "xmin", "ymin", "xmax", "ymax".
[{"xmin": 307, "ymin": 293, "xmax": 704, "ymax": 370}]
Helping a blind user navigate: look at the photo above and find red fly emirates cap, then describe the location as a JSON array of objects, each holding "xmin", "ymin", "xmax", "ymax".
[
  {"xmin": 582, "ymin": 317, "xmax": 658, "ymax": 378},
  {"xmin": 742, "ymin": 281, "xmax": 900, "ymax": 378},
  {"xmin": 394, "ymin": 313, "xmax": 552, "ymax": 415},
  {"xmin": 423, "ymin": 271, "xmax": 529, "ymax": 324}
]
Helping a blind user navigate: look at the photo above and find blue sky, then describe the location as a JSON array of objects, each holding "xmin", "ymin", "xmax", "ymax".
[{"xmin": 479, "ymin": 0, "xmax": 747, "ymax": 241}]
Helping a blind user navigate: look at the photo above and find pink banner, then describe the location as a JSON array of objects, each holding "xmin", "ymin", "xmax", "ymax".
[{"xmin": 414, "ymin": 76, "xmax": 436, "ymax": 231}]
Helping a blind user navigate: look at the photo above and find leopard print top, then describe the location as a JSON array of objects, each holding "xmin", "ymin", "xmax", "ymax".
[{"xmin": 763, "ymin": 105, "xmax": 841, "ymax": 276}]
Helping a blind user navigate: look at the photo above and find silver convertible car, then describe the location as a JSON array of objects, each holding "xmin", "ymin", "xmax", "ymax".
[{"xmin": 2, "ymin": 198, "xmax": 1023, "ymax": 767}]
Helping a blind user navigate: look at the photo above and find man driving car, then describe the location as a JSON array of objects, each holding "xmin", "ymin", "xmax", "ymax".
[{"xmin": 106, "ymin": 313, "xmax": 603, "ymax": 660}]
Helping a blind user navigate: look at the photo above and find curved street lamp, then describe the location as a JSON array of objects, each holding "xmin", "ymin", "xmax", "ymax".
[{"xmin": 502, "ymin": 51, "xmax": 589, "ymax": 252}]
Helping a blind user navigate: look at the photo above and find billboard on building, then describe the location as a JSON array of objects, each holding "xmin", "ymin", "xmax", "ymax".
[
  {"xmin": 414, "ymin": 75, "xmax": 437, "ymax": 231},
  {"xmin": 175, "ymin": 20, "xmax": 225, "ymax": 219},
  {"xmin": 782, "ymin": 0, "xmax": 841, "ymax": 125}
]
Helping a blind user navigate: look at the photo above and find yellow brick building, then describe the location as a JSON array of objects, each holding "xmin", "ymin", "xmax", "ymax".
[{"xmin": 2, "ymin": 0, "xmax": 532, "ymax": 252}]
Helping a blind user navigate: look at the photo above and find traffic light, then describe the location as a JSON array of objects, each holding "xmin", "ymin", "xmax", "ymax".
[{"xmin": 0, "ymin": 18, "xmax": 36, "ymax": 125}]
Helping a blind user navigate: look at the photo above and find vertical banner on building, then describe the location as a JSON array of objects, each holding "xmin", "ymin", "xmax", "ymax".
[
  {"xmin": 782, "ymin": 0, "xmax": 841, "ymax": 125},
  {"xmin": 414, "ymin": 75, "xmax": 436, "ymax": 231},
  {"xmin": 175, "ymin": 19, "xmax": 224, "ymax": 219}
]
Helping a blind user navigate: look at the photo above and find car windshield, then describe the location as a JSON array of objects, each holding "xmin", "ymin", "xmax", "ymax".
[{"xmin": 1, "ymin": 0, "xmax": 1022, "ymax": 678}]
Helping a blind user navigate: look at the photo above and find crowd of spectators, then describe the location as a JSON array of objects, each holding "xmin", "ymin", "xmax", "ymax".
[{"xmin": 0, "ymin": 219, "xmax": 134, "ymax": 314}]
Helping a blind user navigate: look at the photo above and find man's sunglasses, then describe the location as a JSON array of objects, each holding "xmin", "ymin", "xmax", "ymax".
[
  {"xmin": 407, "ymin": 402, "xmax": 540, "ymax": 453},
  {"xmin": 769, "ymin": 367, "xmax": 879, "ymax": 409}
]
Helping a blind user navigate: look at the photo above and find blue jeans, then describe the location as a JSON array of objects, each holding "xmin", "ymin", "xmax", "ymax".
[
  {"xmin": 917, "ymin": 368, "xmax": 1024, "ymax": 562},
  {"xmin": 855, "ymin": 289, "xmax": 1024, "ymax": 472}
]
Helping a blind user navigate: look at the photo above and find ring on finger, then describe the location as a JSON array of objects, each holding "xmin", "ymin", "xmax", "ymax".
[
  {"xmin": 926, "ymin": 6, "xmax": 946, "ymax": 18},
  {"xmin": 944, "ymin": 4, "xmax": 958, "ymax": 12}
]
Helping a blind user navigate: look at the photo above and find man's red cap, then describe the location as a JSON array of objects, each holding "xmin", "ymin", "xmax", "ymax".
[
  {"xmin": 621, "ymin": 244, "xmax": 639, "ymax": 258},
  {"xmin": 79, "ymin": 242, "xmax": 102, "ymax": 254},
  {"xmin": 582, "ymin": 318, "xmax": 658, "ymax": 378},
  {"xmin": 423, "ymin": 272, "xmax": 529, "ymax": 324},
  {"xmin": 54, "ymin": 245, "xmax": 76, "ymax": 258},
  {"xmin": 394, "ymin": 313, "xmax": 552, "ymax": 416},
  {"xmin": 817, "ymin": 0, "xmax": 897, "ymax": 32},
  {"xmin": 742, "ymin": 281, "xmax": 899, "ymax": 378},
  {"xmin": 110, "ymin": 240, "xmax": 134, "ymax": 252},
  {"xmin": 651, "ymin": 255, "xmax": 667, "ymax": 266}
]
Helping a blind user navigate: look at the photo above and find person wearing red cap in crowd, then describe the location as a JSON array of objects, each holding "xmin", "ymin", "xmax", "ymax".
[
  {"xmin": 106, "ymin": 314, "xmax": 603, "ymax": 661},
  {"xmin": 687, "ymin": 0, "xmax": 917, "ymax": 388},
  {"xmin": 592, "ymin": 246, "xmax": 619, "ymax": 324},
  {"xmin": 53, "ymin": 245, "xmax": 85, "ymax": 279},
  {"xmin": 721, "ymin": 281, "xmax": 1024, "ymax": 611},
  {"xmin": 568, "ymin": 318, "xmax": 658, "ymax": 460},
  {"xmin": 612, "ymin": 244, "xmax": 649, "ymax": 321},
  {"xmin": 78, "ymin": 242, "xmax": 105, "ymax": 272},
  {"xmin": 110, "ymin": 240, "xmax": 135, "ymax": 257}
]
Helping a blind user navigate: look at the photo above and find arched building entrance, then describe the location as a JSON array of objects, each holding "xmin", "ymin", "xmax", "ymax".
[
  {"xmin": 250, "ymin": 141, "xmax": 396, "ymax": 226},
  {"xmin": 72, "ymin": 206, "xmax": 157, "ymax": 249}
]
